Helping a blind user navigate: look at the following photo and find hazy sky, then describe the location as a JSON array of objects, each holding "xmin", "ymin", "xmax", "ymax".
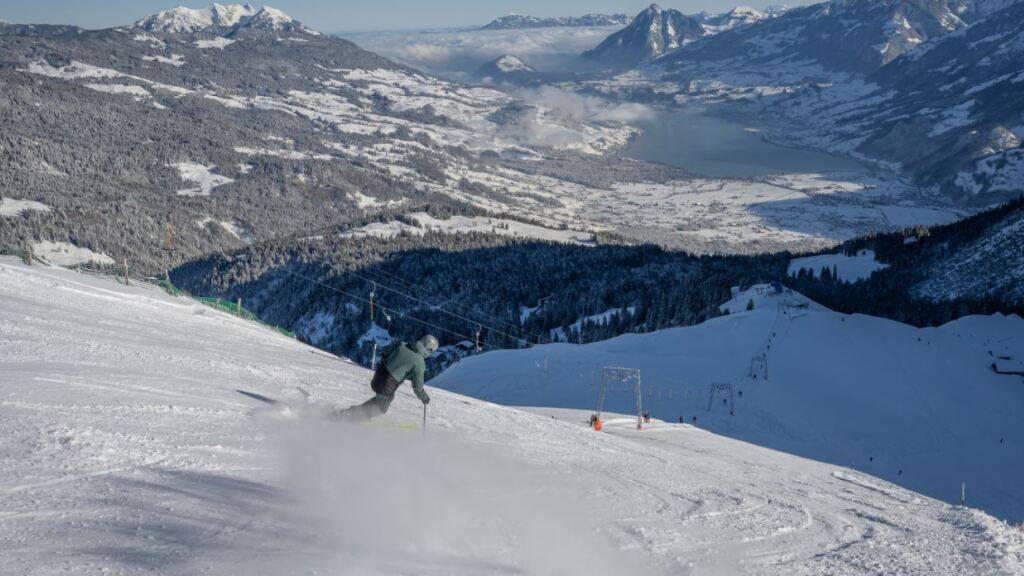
[{"xmin": 0, "ymin": 1, "xmax": 819, "ymax": 31}]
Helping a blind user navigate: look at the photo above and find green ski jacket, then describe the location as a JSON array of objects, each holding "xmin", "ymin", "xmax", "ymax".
[{"xmin": 383, "ymin": 341, "xmax": 429, "ymax": 393}]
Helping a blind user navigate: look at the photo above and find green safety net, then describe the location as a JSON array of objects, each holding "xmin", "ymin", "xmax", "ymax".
[{"xmin": 157, "ymin": 280, "xmax": 297, "ymax": 340}]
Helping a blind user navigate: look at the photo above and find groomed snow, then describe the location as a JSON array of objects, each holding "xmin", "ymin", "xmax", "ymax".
[
  {"xmin": 1, "ymin": 264, "xmax": 1022, "ymax": 575},
  {"xmin": 788, "ymin": 249, "xmax": 889, "ymax": 282}
]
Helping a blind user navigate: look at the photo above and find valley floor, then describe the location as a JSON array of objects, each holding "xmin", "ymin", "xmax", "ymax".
[{"xmin": 1, "ymin": 260, "xmax": 1022, "ymax": 575}]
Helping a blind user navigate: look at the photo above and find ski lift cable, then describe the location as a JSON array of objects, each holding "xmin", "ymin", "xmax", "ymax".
[
  {"xmin": 332, "ymin": 267, "xmax": 543, "ymax": 346},
  {"xmin": 360, "ymin": 260, "xmax": 552, "ymax": 340},
  {"xmin": 357, "ymin": 265, "xmax": 551, "ymax": 344},
  {"xmin": 280, "ymin": 267, "xmax": 503, "ymax": 351}
]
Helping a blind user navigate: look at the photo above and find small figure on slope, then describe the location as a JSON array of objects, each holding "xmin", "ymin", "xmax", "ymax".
[{"xmin": 334, "ymin": 335, "xmax": 438, "ymax": 422}]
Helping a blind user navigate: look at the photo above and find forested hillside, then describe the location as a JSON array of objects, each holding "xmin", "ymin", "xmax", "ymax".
[
  {"xmin": 173, "ymin": 197, "xmax": 1024, "ymax": 372},
  {"xmin": 789, "ymin": 196, "xmax": 1024, "ymax": 324},
  {"xmin": 171, "ymin": 232, "xmax": 787, "ymax": 369},
  {"xmin": 0, "ymin": 16, "xmax": 671, "ymax": 271}
]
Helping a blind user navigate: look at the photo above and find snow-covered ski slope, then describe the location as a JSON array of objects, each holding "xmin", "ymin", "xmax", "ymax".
[
  {"xmin": 2, "ymin": 262, "xmax": 1022, "ymax": 575},
  {"xmin": 434, "ymin": 286, "xmax": 1024, "ymax": 525}
]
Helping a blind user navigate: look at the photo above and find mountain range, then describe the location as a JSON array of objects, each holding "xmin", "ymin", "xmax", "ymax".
[
  {"xmin": 566, "ymin": 0, "xmax": 1024, "ymax": 200},
  {"xmin": 135, "ymin": 3, "xmax": 314, "ymax": 34},
  {"xmin": 2, "ymin": 1, "xmax": 1022, "ymax": 362},
  {"xmin": 0, "ymin": 3, "xmax": 687, "ymax": 274},
  {"xmin": 756, "ymin": 0, "xmax": 1024, "ymax": 201},
  {"xmin": 481, "ymin": 13, "xmax": 632, "ymax": 30},
  {"xmin": 581, "ymin": 4, "xmax": 788, "ymax": 68},
  {"xmin": 653, "ymin": 0, "xmax": 968, "ymax": 76}
]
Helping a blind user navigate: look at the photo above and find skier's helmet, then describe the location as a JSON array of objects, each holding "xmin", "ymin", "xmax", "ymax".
[{"xmin": 419, "ymin": 334, "xmax": 439, "ymax": 354}]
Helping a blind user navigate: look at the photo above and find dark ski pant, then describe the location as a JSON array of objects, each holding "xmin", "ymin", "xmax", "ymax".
[{"xmin": 334, "ymin": 364, "xmax": 399, "ymax": 422}]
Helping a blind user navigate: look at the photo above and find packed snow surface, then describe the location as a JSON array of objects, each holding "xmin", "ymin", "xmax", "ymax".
[
  {"xmin": 2, "ymin": 264, "xmax": 1023, "ymax": 574},
  {"xmin": 434, "ymin": 285, "xmax": 1024, "ymax": 525},
  {"xmin": 788, "ymin": 249, "xmax": 889, "ymax": 282}
]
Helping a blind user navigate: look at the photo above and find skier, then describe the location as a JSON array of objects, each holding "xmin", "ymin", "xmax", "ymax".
[{"xmin": 333, "ymin": 335, "xmax": 438, "ymax": 422}]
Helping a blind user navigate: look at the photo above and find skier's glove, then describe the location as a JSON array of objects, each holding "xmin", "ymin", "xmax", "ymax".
[{"xmin": 415, "ymin": 388, "xmax": 430, "ymax": 405}]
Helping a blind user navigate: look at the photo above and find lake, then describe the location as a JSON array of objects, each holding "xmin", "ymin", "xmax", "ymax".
[{"xmin": 625, "ymin": 108, "xmax": 867, "ymax": 178}]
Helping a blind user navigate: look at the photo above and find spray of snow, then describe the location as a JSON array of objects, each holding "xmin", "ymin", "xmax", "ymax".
[{"xmin": 257, "ymin": 417, "xmax": 656, "ymax": 575}]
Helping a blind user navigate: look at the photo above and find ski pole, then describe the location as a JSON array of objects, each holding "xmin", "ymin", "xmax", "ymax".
[{"xmin": 422, "ymin": 403, "xmax": 427, "ymax": 438}]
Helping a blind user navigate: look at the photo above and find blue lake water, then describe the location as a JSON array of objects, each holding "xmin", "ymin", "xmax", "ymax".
[{"xmin": 625, "ymin": 109, "xmax": 867, "ymax": 178}]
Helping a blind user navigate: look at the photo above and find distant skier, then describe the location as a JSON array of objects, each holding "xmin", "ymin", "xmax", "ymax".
[{"xmin": 333, "ymin": 335, "xmax": 438, "ymax": 422}]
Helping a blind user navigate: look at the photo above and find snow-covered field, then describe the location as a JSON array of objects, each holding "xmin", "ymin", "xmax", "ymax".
[
  {"xmin": 339, "ymin": 212, "xmax": 594, "ymax": 244},
  {"xmin": 579, "ymin": 173, "xmax": 964, "ymax": 250},
  {"xmin": 434, "ymin": 285, "xmax": 1024, "ymax": 525},
  {"xmin": 788, "ymin": 249, "xmax": 889, "ymax": 282},
  {"xmin": 169, "ymin": 162, "xmax": 234, "ymax": 197},
  {"xmin": 0, "ymin": 198, "xmax": 51, "ymax": 217},
  {"xmin": 30, "ymin": 240, "xmax": 115, "ymax": 266},
  {"xmin": 3, "ymin": 263, "xmax": 1023, "ymax": 574}
]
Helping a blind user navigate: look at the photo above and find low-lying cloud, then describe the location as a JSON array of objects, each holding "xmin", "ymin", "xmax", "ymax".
[
  {"xmin": 517, "ymin": 86, "xmax": 656, "ymax": 125},
  {"xmin": 342, "ymin": 26, "xmax": 620, "ymax": 79},
  {"xmin": 484, "ymin": 86, "xmax": 655, "ymax": 149}
]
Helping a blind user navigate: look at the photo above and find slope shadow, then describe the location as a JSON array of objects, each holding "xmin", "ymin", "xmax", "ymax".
[
  {"xmin": 70, "ymin": 468, "xmax": 301, "ymax": 572},
  {"xmin": 236, "ymin": 389, "xmax": 281, "ymax": 405}
]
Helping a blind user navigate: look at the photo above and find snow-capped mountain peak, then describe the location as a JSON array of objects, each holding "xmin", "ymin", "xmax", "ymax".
[
  {"xmin": 245, "ymin": 6, "xmax": 300, "ymax": 31},
  {"xmin": 135, "ymin": 6, "xmax": 223, "ymax": 33},
  {"xmin": 134, "ymin": 3, "xmax": 306, "ymax": 34},
  {"xmin": 495, "ymin": 55, "xmax": 532, "ymax": 73},
  {"xmin": 698, "ymin": 5, "xmax": 773, "ymax": 33},
  {"xmin": 730, "ymin": 5, "xmax": 765, "ymax": 17},
  {"xmin": 210, "ymin": 2, "xmax": 259, "ymax": 27},
  {"xmin": 473, "ymin": 54, "xmax": 540, "ymax": 85},
  {"xmin": 583, "ymin": 3, "xmax": 704, "ymax": 67}
]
